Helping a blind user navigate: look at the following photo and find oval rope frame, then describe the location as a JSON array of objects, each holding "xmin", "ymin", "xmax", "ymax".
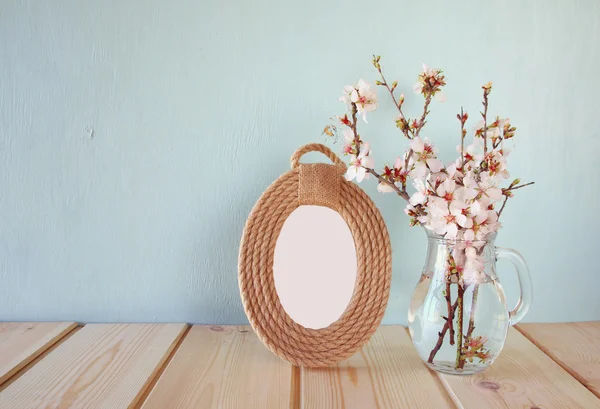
[{"xmin": 238, "ymin": 143, "xmax": 392, "ymax": 367}]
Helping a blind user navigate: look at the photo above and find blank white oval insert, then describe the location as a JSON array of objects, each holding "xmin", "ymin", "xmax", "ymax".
[{"xmin": 273, "ymin": 205, "xmax": 357, "ymax": 329}]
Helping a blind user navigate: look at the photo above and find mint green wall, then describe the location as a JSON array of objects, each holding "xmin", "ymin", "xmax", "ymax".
[{"xmin": 1, "ymin": 0, "xmax": 598, "ymax": 324}]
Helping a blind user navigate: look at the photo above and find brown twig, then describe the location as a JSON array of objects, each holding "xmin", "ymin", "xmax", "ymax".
[
  {"xmin": 428, "ymin": 299, "xmax": 459, "ymax": 364},
  {"xmin": 497, "ymin": 181, "xmax": 535, "ymax": 218},
  {"xmin": 493, "ymin": 137, "xmax": 502, "ymax": 150},
  {"xmin": 373, "ymin": 58, "xmax": 412, "ymax": 139},
  {"xmin": 403, "ymin": 149, "xmax": 414, "ymax": 178},
  {"xmin": 414, "ymin": 95, "xmax": 432, "ymax": 138},
  {"xmin": 497, "ymin": 195, "xmax": 509, "ymax": 218},
  {"xmin": 482, "ymin": 90, "xmax": 489, "ymax": 154},
  {"xmin": 507, "ymin": 181, "xmax": 535, "ymax": 191},
  {"xmin": 365, "ymin": 168, "xmax": 410, "ymax": 201},
  {"xmin": 350, "ymin": 104, "xmax": 360, "ymax": 148},
  {"xmin": 459, "ymin": 107, "xmax": 466, "ymax": 164},
  {"xmin": 445, "ymin": 282, "xmax": 455, "ymax": 346}
]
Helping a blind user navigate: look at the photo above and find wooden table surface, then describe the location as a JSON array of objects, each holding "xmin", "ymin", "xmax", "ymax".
[{"xmin": 0, "ymin": 323, "xmax": 599, "ymax": 408}]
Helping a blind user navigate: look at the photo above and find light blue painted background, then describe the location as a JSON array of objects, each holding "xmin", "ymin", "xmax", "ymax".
[{"xmin": 1, "ymin": 0, "xmax": 599, "ymax": 324}]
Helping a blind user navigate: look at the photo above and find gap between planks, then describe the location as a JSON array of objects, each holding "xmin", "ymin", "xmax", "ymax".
[
  {"xmin": 0, "ymin": 325, "xmax": 81, "ymax": 393},
  {"xmin": 140, "ymin": 325, "xmax": 294, "ymax": 409},
  {"xmin": 291, "ymin": 365, "xmax": 301, "ymax": 409},
  {"xmin": 436, "ymin": 327, "xmax": 600, "ymax": 409},
  {"xmin": 126, "ymin": 324, "xmax": 190, "ymax": 408},
  {"xmin": 0, "ymin": 323, "xmax": 189, "ymax": 409},
  {"xmin": 6, "ymin": 323, "xmax": 597, "ymax": 408},
  {"xmin": 516, "ymin": 323, "xmax": 600, "ymax": 399},
  {"xmin": 133, "ymin": 325, "xmax": 193, "ymax": 409},
  {"xmin": 299, "ymin": 326, "xmax": 456, "ymax": 409},
  {"xmin": 402, "ymin": 327, "xmax": 460, "ymax": 409}
]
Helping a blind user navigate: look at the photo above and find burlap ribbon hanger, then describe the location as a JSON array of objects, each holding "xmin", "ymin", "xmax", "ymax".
[{"xmin": 238, "ymin": 143, "xmax": 392, "ymax": 367}]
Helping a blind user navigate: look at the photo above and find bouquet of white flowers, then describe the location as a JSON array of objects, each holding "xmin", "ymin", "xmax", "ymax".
[
  {"xmin": 325, "ymin": 56, "xmax": 533, "ymax": 262},
  {"xmin": 324, "ymin": 56, "xmax": 534, "ymax": 372}
]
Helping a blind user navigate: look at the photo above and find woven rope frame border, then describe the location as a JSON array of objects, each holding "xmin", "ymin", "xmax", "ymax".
[{"xmin": 238, "ymin": 143, "xmax": 392, "ymax": 367}]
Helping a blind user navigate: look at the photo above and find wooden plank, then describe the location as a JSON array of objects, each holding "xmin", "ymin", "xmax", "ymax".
[
  {"xmin": 140, "ymin": 325, "xmax": 293, "ymax": 409},
  {"xmin": 438, "ymin": 327, "xmax": 600, "ymax": 409},
  {"xmin": 0, "ymin": 323, "xmax": 187, "ymax": 409},
  {"xmin": 518, "ymin": 322, "xmax": 600, "ymax": 399},
  {"xmin": 301, "ymin": 326, "xmax": 455, "ymax": 409},
  {"xmin": 0, "ymin": 327, "xmax": 81, "ymax": 394},
  {"xmin": 0, "ymin": 322, "xmax": 77, "ymax": 386}
]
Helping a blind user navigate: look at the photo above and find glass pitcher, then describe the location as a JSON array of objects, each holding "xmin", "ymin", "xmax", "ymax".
[{"xmin": 408, "ymin": 229, "xmax": 532, "ymax": 375}]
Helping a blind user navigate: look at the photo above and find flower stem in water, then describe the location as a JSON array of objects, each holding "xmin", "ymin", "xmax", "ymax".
[
  {"xmin": 445, "ymin": 282, "xmax": 455, "ymax": 345},
  {"xmin": 455, "ymin": 285, "xmax": 465, "ymax": 369},
  {"xmin": 427, "ymin": 298, "xmax": 458, "ymax": 364},
  {"xmin": 466, "ymin": 284, "xmax": 479, "ymax": 340},
  {"xmin": 458, "ymin": 284, "xmax": 479, "ymax": 369}
]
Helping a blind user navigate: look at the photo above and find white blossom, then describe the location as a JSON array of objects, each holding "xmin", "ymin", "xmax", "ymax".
[
  {"xmin": 345, "ymin": 143, "xmax": 374, "ymax": 183},
  {"xmin": 341, "ymin": 79, "xmax": 378, "ymax": 122},
  {"xmin": 409, "ymin": 137, "xmax": 443, "ymax": 178}
]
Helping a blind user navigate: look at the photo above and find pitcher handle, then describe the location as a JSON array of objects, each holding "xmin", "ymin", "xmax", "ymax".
[{"xmin": 495, "ymin": 247, "xmax": 533, "ymax": 325}]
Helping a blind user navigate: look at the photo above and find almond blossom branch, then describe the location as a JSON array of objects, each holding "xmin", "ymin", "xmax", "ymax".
[
  {"xmin": 494, "ymin": 119, "xmax": 516, "ymax": 150},
  {"xmin": 366, "ymin": 168, "xmax": 410, "ymax": 200},
  {"xmin": 457, "ymin": 108, "xmax": 468, "ymax": 164},
  {"xmin": 347, "ymin": 101, "xmax": 410, "ymax": 201},
  {"xmin": 400, "ymin": 96, "xmax": 432, "ymax": 180},
  {"xmin": 403, "ymin": 152, "xmax": 414, "ymax": 181},
  {"xmin": 414, "ymin": 95, "xmax": 432, "ymax": 138},
  {"xmin": 481, "ymin": 83, "xmax": 492, "ymax": 154},
  {"xmin": 371, "ymin": 60, "xmax": 446, "ymax": 198},
  {"xmin": 498, "ymin": 181, "xmax": 535, "ymax": 218},
  {"xmin": 372, "ymin": 56, "xmax": 412, "ymax": 140},
  {"xmin": 497, "ymin": 195, "xmax": 510, "ymax": 218},
  {"xmin": 507, "ymin": 181, "xmax": 535, "ymax": 191},
  {"xmin": 350, "ymin": 104, "xmax": 360, "ymax": 146}
]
